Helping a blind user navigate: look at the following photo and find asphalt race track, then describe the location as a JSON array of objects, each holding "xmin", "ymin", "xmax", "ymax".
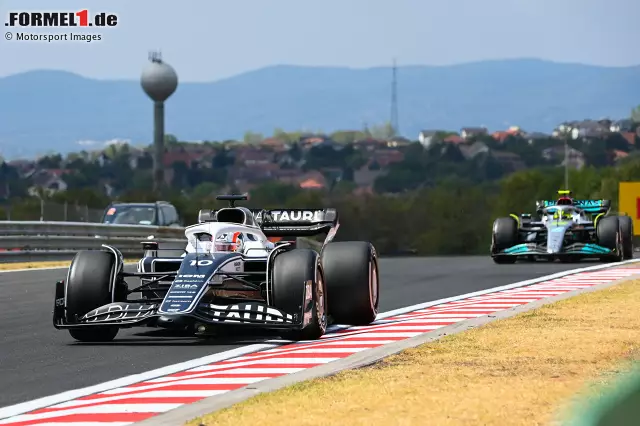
[{"xmin": 0, "ymin": 256, "xmax": 605, "ymax": 408}]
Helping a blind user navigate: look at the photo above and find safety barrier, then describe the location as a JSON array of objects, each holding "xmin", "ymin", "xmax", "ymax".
[
  {"xmin": 0, "ymin": 221, "xmax": 187, "ymax": 262},
  {"xmin": 0, "ymin": 221, "xmax": 323, "ymax": 263}
]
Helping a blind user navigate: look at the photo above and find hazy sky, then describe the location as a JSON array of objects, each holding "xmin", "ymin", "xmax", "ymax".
[{"xmin": 0, "ymin": 0, "xmax": 638, "ymax": 82}]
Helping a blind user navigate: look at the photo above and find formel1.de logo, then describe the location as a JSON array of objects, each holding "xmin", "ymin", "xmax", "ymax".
[{"xmin": 5, "ymin": 10, "xmax": 118, "ymax": 27}]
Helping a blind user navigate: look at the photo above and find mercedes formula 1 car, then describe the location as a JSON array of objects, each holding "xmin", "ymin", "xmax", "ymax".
[
  {"xmin": 491, "ymin": 190, "xmax": 633, "ymax": 264},
  {"xmin": 53, "ymin": 194, "xmax": 380, "ymax": 342}
]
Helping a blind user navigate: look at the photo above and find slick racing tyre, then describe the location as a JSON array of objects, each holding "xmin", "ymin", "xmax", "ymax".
[
  {"xmin": 65, "ymin": 250, "xmax": 119, "ymax": 342},
  {"xmin": 321, "ymin": 241, "xmax": 379, "ymax": 325},
  {"xmin": 491, "ymin": 217, "xmax": 518, "ymax": 264},
  {"xmin": 596, "ymin": 216, "xmax": 623, "ymax": 263},
  {"xmin": 493, "ymin": 256, "xmax": 517, "ymax": 264},
  {"xmin": 272, "ymin": 249, "xmax": 327, "ymax": 341},
  {"xmin": 618, "ymin": 215, "xmax": 634, "ymax": 259}
]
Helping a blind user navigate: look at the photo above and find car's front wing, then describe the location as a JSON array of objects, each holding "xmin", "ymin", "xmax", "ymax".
[
  {"xmin": 494, "ymin": 242, "xmax": 615, "ymax": 257},
  {"xmin": 53, "ymin": 281, "xmax": 305, "ymax": 331}
]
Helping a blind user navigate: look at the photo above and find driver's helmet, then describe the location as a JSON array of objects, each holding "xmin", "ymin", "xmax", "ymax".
[
  {"xmin": 214, "ymin": 232, "xmax": 243, "ymax": 252},
  {"xmin": 556, "ymin": 197, "xmax": 573, "ymax": 206},
  {"xmin": 552, "ymin": 209, "xmax": 573, "ymax": 220}
]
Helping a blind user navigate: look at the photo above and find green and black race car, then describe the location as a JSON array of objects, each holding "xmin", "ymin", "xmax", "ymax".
[{"xmin": 490, "ymin": 190, "xmax": 633, "ymax": 264}]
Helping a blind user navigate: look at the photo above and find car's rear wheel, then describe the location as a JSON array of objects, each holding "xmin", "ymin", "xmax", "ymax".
[
  {"xmin": 66, "ymin": 250, "xmax": 119, "ymax": 342},
  {"xmin": 272, "ymin": 249, "xmax": 327, "ymax": 340},
  {"xmin": 321, "ymin": 241, "xmax": 379, "ymax": 325}
]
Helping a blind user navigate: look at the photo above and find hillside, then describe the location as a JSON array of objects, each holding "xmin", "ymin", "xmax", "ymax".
[{"xmin": 0, "ymin": 58, "xmax": 639, "ymax": 159}]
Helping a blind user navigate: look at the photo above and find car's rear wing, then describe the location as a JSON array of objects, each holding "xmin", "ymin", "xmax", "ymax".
[
  {"xmin": 199, "ymin": 194, "xmax": 340, "ymax": 240},
  {"xmin": 252, "ymin": 208, "xmax": 339, "ymax": 237},
  {"xmin": 535, "ymin": 199, "xmax": 611, "ymax": 215}
]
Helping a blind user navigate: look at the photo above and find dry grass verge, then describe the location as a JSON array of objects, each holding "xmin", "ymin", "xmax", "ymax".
[
  {"xmin": 189, "ymin": 278, "xmax": 640, "ymax": 426},
  {"xmin": 0, "ymin": 259, "xmax": 138, "ymax": 271}
]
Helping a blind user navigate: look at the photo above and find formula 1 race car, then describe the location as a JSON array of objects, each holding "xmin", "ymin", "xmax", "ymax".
[
  {"xmin": 53, "ymin": 194, "xmax": 380, "ymax": 342},
  {"xmin": 490, "ymin": 190, "xmax": 633, "ymax": 264}
]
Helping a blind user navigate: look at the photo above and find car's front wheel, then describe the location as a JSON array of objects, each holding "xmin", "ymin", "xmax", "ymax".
[
  {"xmin": 272, "ymin": 249, "xmax": 327, "ymax": 340},
  {"xmin": 492, "ymin": 255, "xmax": 517, "ymax": 264},
  {"xmin": 491, "ymin": 217, "xmax": 518, "ymax": 251},
  {"xmin": 65, "ymin": 250, "xmax": 119, "ymax": 342},
  {"xmin": 597, "ymin": 216, "xmax": 623, "ymax": 263}
]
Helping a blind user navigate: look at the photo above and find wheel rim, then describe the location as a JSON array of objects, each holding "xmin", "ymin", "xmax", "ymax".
[
  {"xmin": 316, "ymin": 269, "xmax": 327, "ymax": 331},
  {"xmin": 618, "ymin": 231, "xmax": 623, "ymax": 260},
  {"xmin": 369, "ymin": 259, "xmax": 379, "ymax": 312}
]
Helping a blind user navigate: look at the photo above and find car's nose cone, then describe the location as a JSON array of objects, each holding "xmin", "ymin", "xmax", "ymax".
[{"xmin": 547, "ymin": 228, "xmax": 565, "ymax": 253}]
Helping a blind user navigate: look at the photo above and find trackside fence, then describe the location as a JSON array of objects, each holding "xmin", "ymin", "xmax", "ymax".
[
  {"xmin": 0, "ymin": 221, "xmax": 186, "ymax": 262},
  {"xmin": 0, "ymin": 221, "xmax": 323, "ymax": 263},
  {"xmin": 0, "ymin": 200, "xmax": 103, "ymax": 222}
]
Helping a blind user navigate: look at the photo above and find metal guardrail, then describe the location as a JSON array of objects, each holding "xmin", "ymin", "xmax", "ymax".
[
  {"xmin": 0, "ymin": 221, "xmax": 324, "ymax": 263},
  {"xmin": 0, "ymin": 221, "xmax": 187, "ymax": 262}
]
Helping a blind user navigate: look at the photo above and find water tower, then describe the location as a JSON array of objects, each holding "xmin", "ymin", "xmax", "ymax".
[{"xmin": 141, "ymin": 51, "xmax": 178, "ymax": 192}]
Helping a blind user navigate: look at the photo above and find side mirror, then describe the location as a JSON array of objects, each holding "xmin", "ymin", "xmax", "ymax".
[
  {"xmin": 141, "ymin": 241, "xmax": 159, "ymax": 257},
  {"xmin": 198, "ymin": 209, "xmax": 215, "ymax": 223}
]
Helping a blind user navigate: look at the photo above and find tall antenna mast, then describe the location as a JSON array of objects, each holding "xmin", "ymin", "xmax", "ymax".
[{"xmin": 390, "ymin": 58, "xmax": 399, "ymax": 137}]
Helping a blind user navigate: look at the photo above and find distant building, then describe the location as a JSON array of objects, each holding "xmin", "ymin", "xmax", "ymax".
[
  {"xmin": 460, "ymin": 127, "xmax": 488, "ymax": 140},
  {"xmin": 28, "ymin": 169, "xmax": 69, "ymax": 196},
  {"xmin": 418, "ymin": 130, "xmax": 441, "ymax": 147},
  {"xmin": 611, "ymin": 119, "xmax": 634, "ymax": 133},
  {"xmin": 459, "ymin": 142, "xmax": 489, "ymax": 160},
  {"xmin": 553, "ymin": 120, "xmax": 610, "ymax": 140},
  {"xmin": 542, "ymin": 146, "xmax": 586, "ymax": 170}
]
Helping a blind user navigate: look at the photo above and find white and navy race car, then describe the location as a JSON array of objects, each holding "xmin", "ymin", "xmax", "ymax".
[{"xmin": 53, "ymin": 194, "xmax": 380, "ymax": 342}]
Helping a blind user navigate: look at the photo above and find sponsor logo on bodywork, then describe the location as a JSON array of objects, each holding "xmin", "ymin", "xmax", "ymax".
[
  {"xmin": 173, "ymin": 283, "xmax": 199, "ymax": 289},
  {"xmin": 159, "ymin": 252, "xmax": 238, "ymax": 314},
  {"xmin": 82, "ymin": 303, "xmax": 155, "ymax": 322},
  {"xmin": 269, "ymin": 210, "xmax": 324, "ymax": 222},
  {"xmin": 199, "ymin": 302, "xmax": 295, "ymax": 324}
]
